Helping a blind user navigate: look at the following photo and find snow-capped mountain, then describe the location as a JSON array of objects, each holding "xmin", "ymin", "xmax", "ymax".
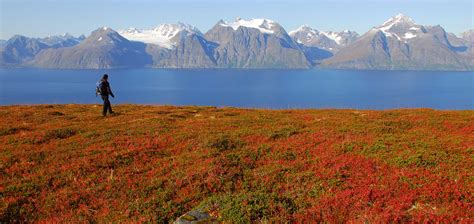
[
  {"xmin": 321, "ymin": 14, "xmax": 474, "ymax": 70},
  {"xmin": 119, "ymin": 23, "xmax": 201, "ymax": 49},
  {"xmin": 321, "ymin": 30, "xmax": 359, "ymax": 46},
  {"xmin": 289, "ymin": 25, "xmax": 359, "ymax": 51},
  {"xmin": 205, "ymin": 18, "xmax": 309, "ymax": 68}
]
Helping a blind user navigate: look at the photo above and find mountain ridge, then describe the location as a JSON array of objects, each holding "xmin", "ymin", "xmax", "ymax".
[{"xmin": 1, "ymin": 15, "xmax": 473, "ymax": 70}]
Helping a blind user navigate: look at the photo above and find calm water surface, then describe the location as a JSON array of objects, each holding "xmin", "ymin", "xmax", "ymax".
[{"xmin": 0, "ymin": 68, "xmax": 473, "ymax": 109}]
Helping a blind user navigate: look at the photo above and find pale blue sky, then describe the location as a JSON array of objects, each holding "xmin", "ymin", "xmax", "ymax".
[{"xmin": 1, "ymin": 0, "xmax": 472, "ymax": 39}]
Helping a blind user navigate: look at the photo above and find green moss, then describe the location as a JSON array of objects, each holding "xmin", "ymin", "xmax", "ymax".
[
  {"xmin": 200, "ymin": 191, "xmax": 299, "ymax": 223},
  {"xmin": 269, "ymin": 126, "xmax": 299, "ymax": 140},
  {"xmin": 0, "ymin": 127, "xmax": 31, "ymax": 136},
  {"xmin": 44, "ymin": 128, "xmax": 77, "ymax": 140},
  {"xmin": 206, "ymin": 134, "xmax": 245, "ymax": 152}
]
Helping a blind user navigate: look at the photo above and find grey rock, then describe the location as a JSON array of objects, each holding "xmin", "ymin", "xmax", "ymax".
[{"xmin": 174, "ymin": 209, "xmax": 217, "ymax": 224}]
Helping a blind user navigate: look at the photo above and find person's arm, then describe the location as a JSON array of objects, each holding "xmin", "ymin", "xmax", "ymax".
[{"xmin": 107, "ymin": 82, "xmax": 115, "ymax": 97}]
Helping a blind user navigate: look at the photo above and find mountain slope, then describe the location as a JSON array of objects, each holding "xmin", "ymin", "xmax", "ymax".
[
  {"xmin": 321, "ymin": 14, "xmax": 473, "ymax": 71},
  {"xmin": 31, "ymin": 27, "xmax": 152, "ymax": 69}
]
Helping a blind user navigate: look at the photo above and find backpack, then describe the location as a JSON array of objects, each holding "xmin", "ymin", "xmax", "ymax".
[{"xmin": 96, "ymin": 81, "xmax": 107, "ymax": 96}]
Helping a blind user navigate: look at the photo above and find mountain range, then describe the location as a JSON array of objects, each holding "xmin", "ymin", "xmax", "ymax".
[{"xmin": 1, "ymin": 14, "xmax": 473, "ymax": 70}]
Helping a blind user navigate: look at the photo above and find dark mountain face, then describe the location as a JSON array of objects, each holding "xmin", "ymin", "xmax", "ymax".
[
  {"xmin": 31, "ymin": 27, "xmax": 152, "ymax": 69},
  {"xmin": 147, "ymin": 33, "xmax": 217, "ymax": 68}
]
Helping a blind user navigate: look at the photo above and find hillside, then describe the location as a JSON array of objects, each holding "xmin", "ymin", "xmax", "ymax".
[{"xmin": 1, "ymin": 105, "xmax": 473, "ymax": 222}]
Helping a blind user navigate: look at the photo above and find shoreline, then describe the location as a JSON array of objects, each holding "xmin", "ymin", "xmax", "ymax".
[{"xmin": 1, "ymin": 104, "xmax": 473, "ymax": 111}]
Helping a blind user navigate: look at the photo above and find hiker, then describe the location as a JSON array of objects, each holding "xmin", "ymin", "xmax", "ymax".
[{"xmin": 96, "ymin": 74, "xmax": 115, "ymax": 116}]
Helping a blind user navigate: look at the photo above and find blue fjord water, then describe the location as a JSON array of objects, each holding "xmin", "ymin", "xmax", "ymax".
[{"xmin": 0, "ymin": 68, "xmax": 473, "ymax": 109}]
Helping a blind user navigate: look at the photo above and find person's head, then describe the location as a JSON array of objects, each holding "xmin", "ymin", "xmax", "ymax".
[{"xmin": 102, "ymin": 74, "xmax": 108, "ymax": 81}]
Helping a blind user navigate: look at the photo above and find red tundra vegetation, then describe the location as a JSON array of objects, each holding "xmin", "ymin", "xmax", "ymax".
[{"xmin": 0, "ymin": 105, "xmax": 473, "ymax": 222}]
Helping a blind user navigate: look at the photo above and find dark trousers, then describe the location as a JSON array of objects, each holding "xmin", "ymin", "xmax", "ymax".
[{"xmin": 101, "ymin": 95, "xmax": 113, "ymax": 116}]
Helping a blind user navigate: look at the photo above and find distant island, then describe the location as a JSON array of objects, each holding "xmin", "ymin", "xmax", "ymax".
[{"xmin": 1, "ymin": 14, "xmax": 473, "ymax": 71}]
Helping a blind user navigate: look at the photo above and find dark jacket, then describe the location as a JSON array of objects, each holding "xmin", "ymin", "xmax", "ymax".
[{"xmin": 100, "ymin": 80, "xmax": 114, "ymax": 97}]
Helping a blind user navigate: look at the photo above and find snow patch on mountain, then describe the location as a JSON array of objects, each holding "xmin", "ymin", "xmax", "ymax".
[
  {"xmin": 219, "ymin": 18, "xmax": 277, "ymax": 34},
  {"xmin": 288, "ymin": 25, "xmax": 311, "ymax": 36},
  {"xmin": 404, "ymin": 32, "xmax": 417, "ymax": 39},
  {"xmin": 320, "ymin": 31, "xmax": 343, "ymax": 45},
  {"xmin": 379, "ymin": 13, "xmax": 415, "ymax": 30},
  {"xmin": 289, "ymin": 25, "xmax": 358, "ymax": 47},
  {"xmin": 119, "ymin": 23, "xmax": 201, "ymax": 49},
  {"xmin": 375, "ymin": 13, "xmax": 423, "ymax": 42}
]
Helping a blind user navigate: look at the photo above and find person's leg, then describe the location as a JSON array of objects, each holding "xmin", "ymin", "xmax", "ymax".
[
  {"xmin": 108, "ymin": 97, "xmax": 113, "ymax": 114},
  {"xmin": 102, "ymin": 95, "xmax": 108, "ymax": 116}
]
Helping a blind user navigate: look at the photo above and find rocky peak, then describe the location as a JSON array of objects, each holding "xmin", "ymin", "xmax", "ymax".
[
  {"xmin": 461, "ymin": 29, "xmax": 474, "ymax": 42},
  {"xmin": 375, "ymin": 14, "xmax": 425, "ymax": 42},
  {"xmin": 380, "ymin": 13, "xmax": 415, "ymax": 28}
]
